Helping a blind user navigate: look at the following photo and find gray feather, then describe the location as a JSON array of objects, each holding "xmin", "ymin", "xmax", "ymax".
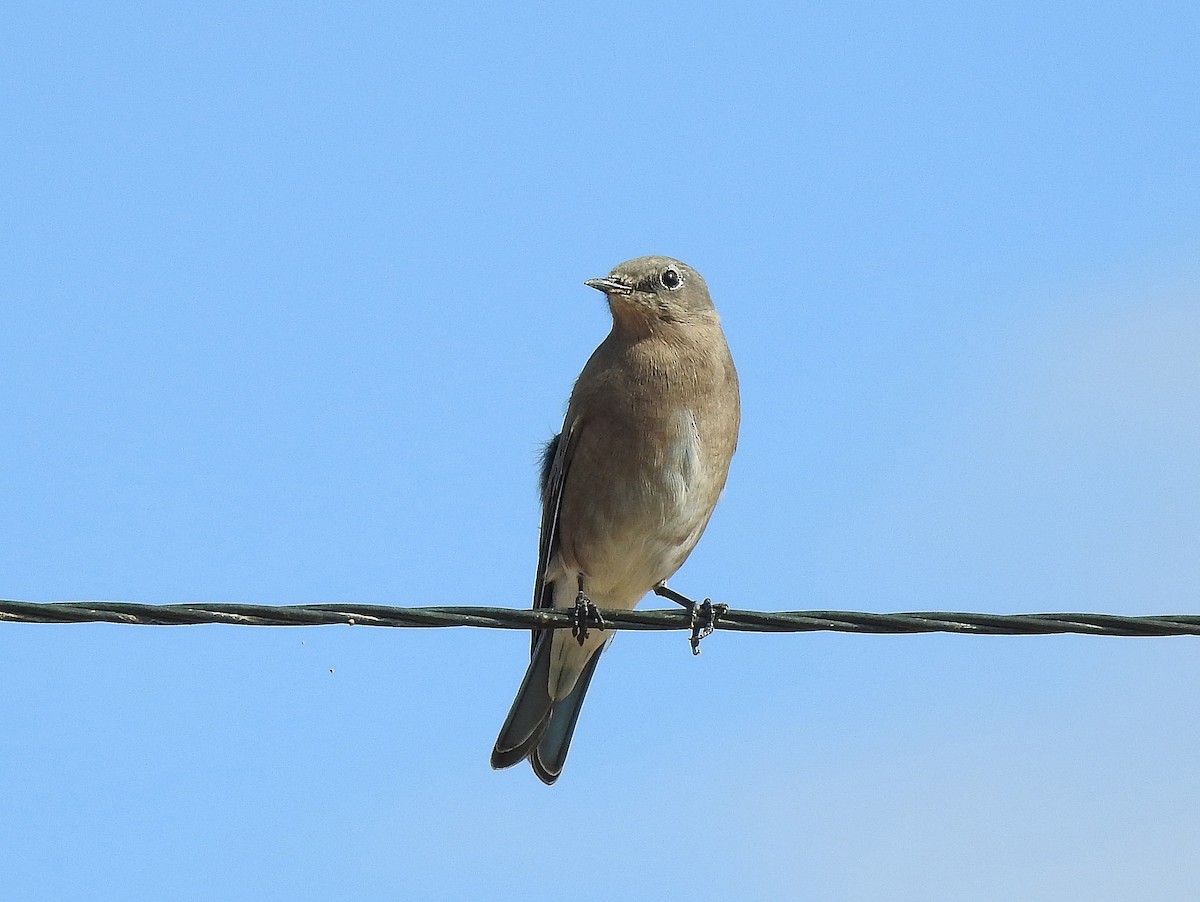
[
  {"xmin": 490, "ymin": 631, "xmax": 554, "ymax": 770},
  {"xmin": 529, "ymin": 642, "xmax": 605, "ymax": 785}
]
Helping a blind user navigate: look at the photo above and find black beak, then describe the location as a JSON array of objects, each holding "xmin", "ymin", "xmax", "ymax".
[{"xmin": 584, "ymin": 277, "xmax": 634, "ymax": 296}]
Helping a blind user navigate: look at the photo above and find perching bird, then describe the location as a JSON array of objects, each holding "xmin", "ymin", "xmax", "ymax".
[{"xmin": 490, "ymin": 256, "xmax": 740, "ymax": 785}]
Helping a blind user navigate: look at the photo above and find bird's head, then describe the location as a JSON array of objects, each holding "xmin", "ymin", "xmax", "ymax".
[{"xmin": 585, "ymin": 256, "xmax": 717, "ymax": 333}]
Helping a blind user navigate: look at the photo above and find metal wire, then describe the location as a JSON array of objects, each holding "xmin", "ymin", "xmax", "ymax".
[{"xmin": 2, "ymin": 599, "xmax": 1199, "ymax": 636}]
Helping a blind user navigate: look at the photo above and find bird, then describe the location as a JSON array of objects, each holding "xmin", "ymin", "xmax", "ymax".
[{"xmin": 490, "ymin": 255, "xmax": 740, "ymax": 785}]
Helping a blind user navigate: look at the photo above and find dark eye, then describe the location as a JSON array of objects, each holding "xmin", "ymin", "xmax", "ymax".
[{"xmin": 661, "ymin": 268, "xmax": 682, "ymax": 290}]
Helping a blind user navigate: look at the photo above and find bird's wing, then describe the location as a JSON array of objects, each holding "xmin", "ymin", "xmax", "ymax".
[{"xmin": 530, "ymin": 419, "xmax": 578, "ymax": 652}]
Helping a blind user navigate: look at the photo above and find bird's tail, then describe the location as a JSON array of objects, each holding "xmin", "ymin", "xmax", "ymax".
[{"xmin": 490, "ymin": 630, "xmax": 605, "ymax": 785}]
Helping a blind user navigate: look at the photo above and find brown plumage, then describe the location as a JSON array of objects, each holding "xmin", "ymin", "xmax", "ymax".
[{"xmin": 490, "ymin": 256, "xmax": 740, "ymax": 784}]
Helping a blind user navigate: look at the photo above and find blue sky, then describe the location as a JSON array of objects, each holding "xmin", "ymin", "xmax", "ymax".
[{"xmin": 3, "ymin": 2, "xmax": 1199, "ymax": 899}]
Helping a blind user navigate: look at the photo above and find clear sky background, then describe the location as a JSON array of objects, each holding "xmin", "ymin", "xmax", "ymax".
[{"xmin": 3, "ymin": 3, "xmax": 1199, "ymax": 899}]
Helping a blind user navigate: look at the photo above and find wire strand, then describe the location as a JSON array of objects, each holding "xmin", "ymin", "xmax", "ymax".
[{"xmin": 2, "ymin": 600, "xmax": 1199, "ymax": 636}]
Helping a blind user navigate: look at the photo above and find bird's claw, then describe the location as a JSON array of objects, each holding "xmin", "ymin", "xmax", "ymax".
[
  {"xmin": 688, "ymin": 598, "xmax": 727, "ymax": 655},
  {"xmin": 571, "ymin": 592, "xmax": 605, "ymax": 645},
  {"xmin": 653, "ymin": 585, "xmax": 727, "ymax": 654}
]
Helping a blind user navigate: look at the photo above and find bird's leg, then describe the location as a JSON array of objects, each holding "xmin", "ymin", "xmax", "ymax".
[
  {"xmin": 654, "ymin": 584, "xmax": 727, "ymax": 655},
  {"xmin": 571, "ymin": 573, "xmax": 605, "ymax": 646}
]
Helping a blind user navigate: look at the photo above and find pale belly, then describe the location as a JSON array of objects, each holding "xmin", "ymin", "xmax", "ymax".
[{"xmin": 551, "ymin": 408, "xmax": 717, "ymax": 607}]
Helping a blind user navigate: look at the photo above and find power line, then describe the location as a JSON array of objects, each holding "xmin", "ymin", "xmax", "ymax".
[{"xmin": 2, "ymin": 599, "xmax": 1199, "ymax": 637}]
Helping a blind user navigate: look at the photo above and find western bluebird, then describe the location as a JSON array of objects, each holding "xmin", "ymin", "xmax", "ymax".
[{"xmin": 491, "ymin": 256, "xmax": 740, "ymax": 784}]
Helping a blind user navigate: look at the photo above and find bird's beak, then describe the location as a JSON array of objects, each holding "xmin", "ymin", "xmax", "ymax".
[{"xmin": 584, "ymin": 277, "xmax": 634, "ymax": 296}]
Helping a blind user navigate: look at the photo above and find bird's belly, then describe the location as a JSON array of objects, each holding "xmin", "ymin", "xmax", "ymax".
[
  {"xmin": 556, "ymin": 411, "xmax": 717, "ymax": 604},
  {"xmin": 571, "ymin": 501, "xmax": 710, "ymax": 602}
]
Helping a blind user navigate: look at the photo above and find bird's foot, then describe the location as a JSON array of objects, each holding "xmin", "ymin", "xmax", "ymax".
[
  {"xmin": 689, "ymin": 598, "xmax": 727, "ymax": 654},
  {"xmin": 571, "ymin": 591, "xmax": 605, "ymax": 646},
  {"xmin": 653, "ymin": 585, "xmax": 728, "ymax": 655}
]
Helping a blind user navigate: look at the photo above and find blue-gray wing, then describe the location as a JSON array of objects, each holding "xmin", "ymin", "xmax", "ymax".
[{"xmin": 530, "ymin": 420, "xmax": 577, "ymax": 652}]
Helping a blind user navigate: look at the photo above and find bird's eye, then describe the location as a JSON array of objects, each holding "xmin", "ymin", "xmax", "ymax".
[{"xmin": 661, "ymin": 268, "xmax": 682, "ymax": 290}]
